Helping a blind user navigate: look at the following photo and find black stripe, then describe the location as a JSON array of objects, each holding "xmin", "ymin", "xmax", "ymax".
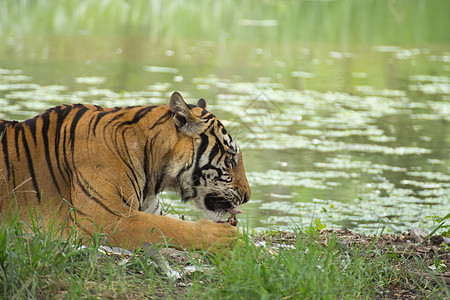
[
  {"xmin": 187, "ymin": 104, "xmax": 214, "ymax": 119},
  {"xmin": 179, "ymin": 165, "xmax": 197, "ymax": 200},
  {"xmin": 92, "ymin": 108, "xmax": 120, "ymax": 136},
  {"xmin": 24, "ymin": 117, "xmax": 38, "ymax": 146},
  {"xmin": 200, "ymin": 110, "xmax": 210, "ymax": 118},
  {"xmin": 62, "ymin": 124, "xmax": 73, "ymax": 182},
  {"xmin": 153, "ymin": 177, "xmax": 162, "ymax": 196},
  {"xmin": 22, "ymin": 128, "xmax": 41, "ymax": 202},
  {"xmin": 87, "ymin": 113, "xmax": 96, "ymax": 140},
  {"xmin": 14, "ymin": 125, "xmax": 21, "ymax": 160},
  {"xmin": 212, "ymin": 132, "xmax": 227, "ymax": 161},
  {"xmin": 86, "ymin": 105, "xmax": 105, "ymax": 139},
  {"xmin": 196, "ymin": 133, "xmax": 209, "ymax": 167},
  {"xmin": 61, "ymin": 105, "xmax": 88, "ymax": 189},
  {"xmin": 54, "ymin": 106, "xmax": 72, "ymax": 184},
  {"xmin": 141, "ymin": 140, "xmax": 151, "ymax": 209},
  {"xmin": 192, "ymin": 133, "xmax": 209, "ymax": 187},
  {"xmin": 69, "ymin": 106, "xmax": 89, "ymax": 153},
  {"xmin": 118, "ymin": 128, "xmax": 140, "ymax": 180},
  {"xmin": 74, "ymin": 179, "xmax": 121, "ymax": 217},
  {"xmin": 105, "ymin": 111, "xmax": 126, "ymax": 128},
  {"xmin": 202, "ymin": 166, "xmax": 228, "ymax": 182},
  {"xmin": 149, "ymin": 111, "xmax": 172, "ymax": 130},
  {"xmin": 117, "ymin": 186, "xmax": 131, "ymax": 207},
  {"xmin": 117, "ymin": 106, "xmax": 156, "ymax": 128},
  {"xmin": 10, "ymin": 164, "xmax": 16, "ymax": 188},
  {"xmin": 41, "ymin": 111, "xmax": 61, "ymax": 194},
  {"xmin": 154, "ymin": 162, "xmax": 166, "ymax": 198},
  {"xmin": 126, "ymin": 107, "xmax": 150, "ymax": 125},
  {"xmin": 0, "ymin": 123, "xmax": 10, "ymax": 180},
  {"xmin": 125, "ymin": 171, "xmax": 141, "ymax": 204},
  {"xmin": 208, "ymin": 144, "xmax": 220, "ymax": 163},
  {"xmin": 176, "ymin": 140, "xmax": 196, "ymax": 196},
  {"xmin": 108, "ymin": 127, "xmax": 142, "ymax": 203}
]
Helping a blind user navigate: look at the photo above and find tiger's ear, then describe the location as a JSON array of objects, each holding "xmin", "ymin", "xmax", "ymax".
[
  {"xmin": 169, "ymin": 92, "xmax": 209, "ymax": 136},
  {"xmin": 197, "ymin": 98, "xmax": 207, "ymax": 109}
]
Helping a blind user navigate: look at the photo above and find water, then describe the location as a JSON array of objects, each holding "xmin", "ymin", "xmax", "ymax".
[{"xmin": 0, "ymin": 0, "xmax": 448, "ymax": 233}]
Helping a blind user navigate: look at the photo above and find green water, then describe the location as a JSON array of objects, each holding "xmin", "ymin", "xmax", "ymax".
[{"xmin": 0, "ymin": 0, "xmax": 448, "ymax": 233}]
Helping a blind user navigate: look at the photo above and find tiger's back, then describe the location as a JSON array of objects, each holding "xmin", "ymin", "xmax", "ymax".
[
  {"xmin": 0, "ymin": 92, "xmax": 251, "ymax": 252},
  {"xmin": 1, "ymin": 104, "xmax": 169, "ymax": 217}
]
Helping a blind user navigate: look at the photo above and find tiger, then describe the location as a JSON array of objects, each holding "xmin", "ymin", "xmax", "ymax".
[{"xmin": 0, "ymin": 92, "xmax": 251, "ymax": 252}]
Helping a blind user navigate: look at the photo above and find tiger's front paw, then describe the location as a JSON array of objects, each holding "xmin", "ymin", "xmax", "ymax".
[{"xmin": 193, "ymin": 219, "xmax": 243, "ymax": 252}]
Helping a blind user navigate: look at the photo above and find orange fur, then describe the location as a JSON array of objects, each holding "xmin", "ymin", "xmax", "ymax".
[{"xmin": 0, "ymin": 92, "xmax": 250, "ymax": 252}]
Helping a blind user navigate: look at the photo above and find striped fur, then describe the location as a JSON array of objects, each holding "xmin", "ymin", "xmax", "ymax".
[{"xmin": 0, "ymin": 92, "xmax": 251, "ymax": 251}]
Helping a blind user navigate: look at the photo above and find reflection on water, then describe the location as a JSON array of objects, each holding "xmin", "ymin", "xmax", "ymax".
[{"xmin": 0, "ymin": 0, "xmax": 448, "ymax": 233}]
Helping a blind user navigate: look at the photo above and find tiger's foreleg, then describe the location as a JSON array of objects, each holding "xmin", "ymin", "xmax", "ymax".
[{"xmin": 71, "ymin": 205, "xmax": 241, "ymax": 252}]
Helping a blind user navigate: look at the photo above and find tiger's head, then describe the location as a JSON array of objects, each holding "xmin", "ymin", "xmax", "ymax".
[{"xmin": 167, "ymin": 92, "xmax": 251, "ymax": 223}]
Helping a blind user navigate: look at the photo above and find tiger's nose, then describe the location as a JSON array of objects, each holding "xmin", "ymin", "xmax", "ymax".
[{"xmin": 242, "ymin": 193, "xmax": 250, "ymax": 204}]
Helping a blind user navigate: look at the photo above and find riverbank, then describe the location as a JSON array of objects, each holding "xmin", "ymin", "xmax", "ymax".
[{"xmin": 1, "ymin": 218, "xmax": 448, "ymax": 299}]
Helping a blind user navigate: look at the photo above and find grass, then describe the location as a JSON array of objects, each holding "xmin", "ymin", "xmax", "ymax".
[
  {"xmin": 205, "ymin": 236, "xmax": 358, "ymax": 299},
  {"xmin": 0, "ymin": 211, "xmax": 448, "ymax": 299}
]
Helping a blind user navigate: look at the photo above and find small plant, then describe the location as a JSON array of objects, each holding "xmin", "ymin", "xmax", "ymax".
[
  {"xmin": 425, "ymin": 213, "xmax": 450, "ymax": 238},
  {"xmin": 304, "ymin": 218, "xmax": 326, "ymax": 235}
]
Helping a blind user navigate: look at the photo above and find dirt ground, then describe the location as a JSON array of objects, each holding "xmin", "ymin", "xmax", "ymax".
[
  {"xmin": 107, "ymin": 228, "xmax": 449, "ymax": 299},
  {"xmin": 253, "ymin": 228, "xmax": 450, "ymax": 299}
]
